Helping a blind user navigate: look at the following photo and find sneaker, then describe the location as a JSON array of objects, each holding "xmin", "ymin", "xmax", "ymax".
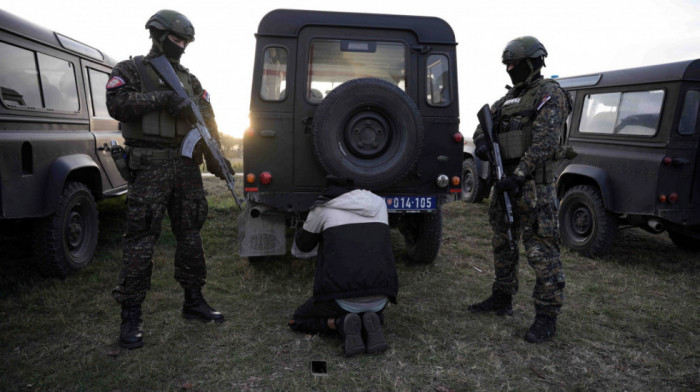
[
  {"xmin": 525, "ymin": 314, "xmax": 557, "ymax": 343},
  {"xmin": 362, "ymin": 312, "xmax": 389, "ymax": 354},
  {"xmin": 467, "ymin": 293, "xmax": 513, "ymax": 316},
  {"xmin": 339, "ymin": 313, "xmax": 364, "ymax": 357}
]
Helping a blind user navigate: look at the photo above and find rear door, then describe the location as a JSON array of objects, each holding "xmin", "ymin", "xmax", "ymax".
[
  {"xmin": 293, "ymin": 26, "xmax": 418, "ymax": 188},
  {"xmin": 664, "ymin": 86, "xmax": 700, "ymax": 211}
]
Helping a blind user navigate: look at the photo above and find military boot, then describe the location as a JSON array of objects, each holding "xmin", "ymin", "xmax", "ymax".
[
  {"xmin": 467, "ymin": 292, "xmax": 513, "ymax": 316},
  {"xmin": 119, "ymin": 300, "xmax": 144, "ymax": 349},
  {"xmin": 182, "ymin": 288, "xmax": 225, "ymax": 323},
  {"xmin": 525, "ymin": 314, "xmax": 557, "ymax": 343}
]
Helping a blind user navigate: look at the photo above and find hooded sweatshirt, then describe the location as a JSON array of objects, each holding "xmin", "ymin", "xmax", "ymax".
[{"xmin": 295, "ymin": 189, "xmax": 398, "ymax": 303}]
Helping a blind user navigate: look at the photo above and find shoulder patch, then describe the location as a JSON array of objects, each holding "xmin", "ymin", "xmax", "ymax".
[
  {"xmin": 202, "ymin": 90, "xmax": 210, "ymax": 103},
  {"xmin": 536, "ymin": 95, "xmax": 552, "ymax": 111},
  {"xmin": 106, "ymin": 76, "xmax": 126, "ymax": 90}
]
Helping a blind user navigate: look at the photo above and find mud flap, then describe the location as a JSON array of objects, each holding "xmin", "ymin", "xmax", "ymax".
[{"xmin": 238, "ymin": 203, "xmax": 286, "ymax": 257}]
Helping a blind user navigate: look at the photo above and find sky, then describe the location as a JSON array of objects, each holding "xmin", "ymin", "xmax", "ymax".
[{"xmin": 3, "ymin": 0, "xmax": 700, "ymax": 138}]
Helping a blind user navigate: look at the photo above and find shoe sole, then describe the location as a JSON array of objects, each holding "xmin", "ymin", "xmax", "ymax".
[
  {"xmin": 525, "ymin": 330, "xmax": 555, "ymax": 343},
  {"xmin": 183, "ymin": 313, "xmax": 225, "ymax": 323},
  {"xmin": 119, "ymin": 339, "xmax": 144, "ymax": 349},
  {"xmin": 343, "ymin": 313, "xmax": 364, "ymax": 357},
  {"xmin": 362, "ymin": 312, "xmax": 389, "ymax": 354}
]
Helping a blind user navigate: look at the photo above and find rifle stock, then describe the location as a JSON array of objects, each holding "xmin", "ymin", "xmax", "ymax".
[
  {"xmin": 150, "ymin": 55, "xmax": 242, "ymax": 210},
  {"xmin": 476, "ymin": 104, "xmax": 516, "ymax": 250}
]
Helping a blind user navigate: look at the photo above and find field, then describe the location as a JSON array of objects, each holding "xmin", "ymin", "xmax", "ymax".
[{"xmin": 1, "ymin": 176, "xmax": 698, "ymax": 391}]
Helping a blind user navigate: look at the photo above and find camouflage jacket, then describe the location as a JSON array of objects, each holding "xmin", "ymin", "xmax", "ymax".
[
  {"xmin": 106, "ymin": 50, "xmax": 220, "ymax": 146},
  {"xmin": 474, "ymin": 77, "xmax": 570, "ymax": 179}
]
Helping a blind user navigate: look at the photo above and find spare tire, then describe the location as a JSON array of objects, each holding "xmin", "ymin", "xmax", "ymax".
[{"xmin": 312, "ymin": 78, "xmax": 424, "ymax": 190}]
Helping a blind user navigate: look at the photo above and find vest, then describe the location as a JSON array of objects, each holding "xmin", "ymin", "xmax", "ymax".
[
  {"xmin": 495, "ymin": 78, "xmax": 566, "ymax": 183},
  {"xmin": 120, "ymin": 56, "xmax": 195, "ymax": 145}
]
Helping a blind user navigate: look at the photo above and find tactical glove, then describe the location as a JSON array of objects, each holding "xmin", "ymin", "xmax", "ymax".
[
  {"xmin": 495, "ymin": 173, "xmax": 525, "ymax": 195},
  {"xmin": 475, "ymin": 144, "xmax": 490, "ymax": 161},
  {"xmin": 205, "ymin": 149, "xmax": 234, "ymax": 180},
  {"xmin": 165, "ymin": 92, "xmax": 194, "ymax": 121}
]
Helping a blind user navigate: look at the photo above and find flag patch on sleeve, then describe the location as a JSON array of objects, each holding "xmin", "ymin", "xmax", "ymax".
[
  {"xmin": 106, "ymin": 76, "xmax": 125, "ymax": 90},
  {"xmin": 536, "ymin": 95, "xmax": 552, "ymax": 111},
  {"xmin": 202, "ymin": 90, "xmax": 211, "ymax": 102}
]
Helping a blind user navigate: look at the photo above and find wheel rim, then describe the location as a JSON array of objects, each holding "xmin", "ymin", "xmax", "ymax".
[
  {"xmin": 462, "ymin": 170, "xmax": 474, "ymax": 196},
  {"xmin": 67, "ymin": 210, "xmax": 84, "ymax": 249},
  {"xmin": 569, "ymin": 204, "xmax": 593, "ymax": 240},
  {"xmin": 63, "ymin": 197, "xmax": 95, "ymax": 262},
  {"xmin": 344, "ymin": 112, "xmax": 391, "ymax": 159}
]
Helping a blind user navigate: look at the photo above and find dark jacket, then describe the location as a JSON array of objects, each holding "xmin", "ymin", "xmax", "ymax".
[{"xmin": 295, "ymin": 189, "xmax": 398, "ymax": 303}]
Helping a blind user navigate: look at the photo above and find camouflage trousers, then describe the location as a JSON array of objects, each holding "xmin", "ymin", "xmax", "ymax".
[
  {"xmin": 488, "ymin": 180, "xmax": 565, "ymax": 317},
  {"xmin": 112, "ymin": 157, "xmax": 209, "ymax": 304}
]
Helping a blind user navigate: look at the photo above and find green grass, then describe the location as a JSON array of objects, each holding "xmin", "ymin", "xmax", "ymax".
[{"xmin": 1, "ymin": 176, "xmax": 698, "ymax": 391}]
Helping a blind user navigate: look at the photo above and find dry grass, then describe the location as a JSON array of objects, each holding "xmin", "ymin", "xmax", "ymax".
[{"xmin": 0, "ymin": 176, "xmax": 698, "ymax": 391}]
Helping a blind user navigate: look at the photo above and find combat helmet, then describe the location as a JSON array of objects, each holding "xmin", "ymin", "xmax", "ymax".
[
  {"xmin": 145, "ymin": 10, "xmax": 195, "ymax": 42},
  {"xmin": 501, "ymin": 36, "xmax": 547, "ymax": 65}
]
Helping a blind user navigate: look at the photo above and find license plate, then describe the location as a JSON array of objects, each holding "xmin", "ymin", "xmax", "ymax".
[{"xmin": 384, "ymin": 196, "xmax": 436, "ymax": 211}]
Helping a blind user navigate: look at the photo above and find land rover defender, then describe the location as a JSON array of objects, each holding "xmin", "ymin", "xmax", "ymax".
[
  {"xmin": 0, "ymin": 10, "xmax": 125, "ymax": 276},
  {"xmin": 556, "ymin": 59, "xmax": 700, "ymax": 256},
  {"xmin": 240, "ymin": 9, "xmax": 462, "ymax": 263}
]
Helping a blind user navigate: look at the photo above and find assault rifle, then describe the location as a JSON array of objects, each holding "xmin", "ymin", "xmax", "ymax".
[
  {"xmin": 477, "ymin": 104, "xmax": 516, "ymax": 250},
  {"xmin": 150, "ymin": 55, "xmax": 242, "ymax": 210}
]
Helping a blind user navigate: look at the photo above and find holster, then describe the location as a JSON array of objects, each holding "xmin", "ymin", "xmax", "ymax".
[{"xmin": 110, "ymin": 144, "xmax": 132, "ymax": 182}]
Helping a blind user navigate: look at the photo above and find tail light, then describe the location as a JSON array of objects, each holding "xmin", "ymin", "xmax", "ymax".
[
  {"xmin": 453, "ymin": 132, "xmax": 463, "ymax": 143},
  {"xmin": 260, "ymin": 171, "xmax": 272, "ymax": 185},
  {"xmin": 246, "ymin": 173, "xmax": 256, "ymax": 184},
  {"xmin": 451, "ymin": 176, "xmax": 460, "ymax": 186}
]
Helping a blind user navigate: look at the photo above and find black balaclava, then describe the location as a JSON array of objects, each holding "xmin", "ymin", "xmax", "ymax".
[
  {"xmin": 507, "ymin": 57, "xmax": 545, "ymax": 87},
  {"xmin": 149, "ymin": 28, "xmax": 184, "ymax": 62},
  {"xmin": 163, "ymin": 36, "xmax": 185, "ymax": 60}
]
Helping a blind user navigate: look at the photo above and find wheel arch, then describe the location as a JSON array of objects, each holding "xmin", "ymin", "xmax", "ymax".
[
  {"xmin": 557, "ymin": 164, "xmax": 613, "ymax": 209},
  {"xmin": 44, "ymin": 154, "xmax": 102, "ymax": 215}
]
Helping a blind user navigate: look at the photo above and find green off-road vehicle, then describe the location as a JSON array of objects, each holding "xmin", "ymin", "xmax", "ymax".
[
  {"xmin": 556, "ymin": 59, "xmax": 700, "ymax": 256},
  {"xmin": 0, "ymin": 10, "xmax": 124, "ymax": 276},
  {"xmin": 240, "ymin": 9, "xmax": 463, "ymax": 263}
]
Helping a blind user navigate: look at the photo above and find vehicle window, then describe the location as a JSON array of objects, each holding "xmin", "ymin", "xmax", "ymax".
[
  {"xmin": 0, "ymin": 42, "xmax": 42, "ymax": 108},
  {"xmin": 38, "ymin": 53, "xmax": 79, "ymax": 112},
  {"xmin": 579, "ymin": 90, "xmax": 664, "ymax": 136},
  {"xmin": 307, "ymin": 39, "xmax": 406, "ymax": 103},
  {"xmin": 616, "ymin": 90, "xmax": 664, "ymax": 136},
  {"xmin": 679, "ymin": 90, "xmax": 699, "ymax": 135},
  {"xmin": 260, "ymin": 47, "xmax": 287, "ymax": 101},
  {"xmin": 426, "ymin": 54, "xmax": 450, "ymax": 106},
  {"xmin": 88, "ymin": 69, "xmax": 110, "ymax": 117},
  {"xmin": 580, "ymin": 92, "xmax": 620, "ymax": 134}
]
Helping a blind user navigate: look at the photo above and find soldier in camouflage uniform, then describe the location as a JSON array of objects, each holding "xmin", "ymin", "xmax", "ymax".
[
  {"xmin": 468, "ymin": 36, "xmax": 570, "ymax": 343},
  {"xmin": 106, "ymin": 10, "xmax": 231, "ymax": 349}
]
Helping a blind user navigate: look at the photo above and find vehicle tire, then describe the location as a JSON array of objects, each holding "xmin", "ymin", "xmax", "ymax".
[
  {"xmin": 399, "ymin": 209, "xmax": 443, "ymax": 264},
  {"xmin": 462, "ymin": 158, "xmax": 486, "ymax": 203},
  {"xmin": 668, "ymin": 231, "xmax": 700, "ymax": 252},
  {"xmin": 312, "ymin": 78, "xmax": 424, "ymax": 190},
  {"xmin": 33, "ymin": 181, "xmax": 98, "ymax": 277},
  {"xmin": 558, "ymin": 185, "xmax": 617, "ymax": 257}
]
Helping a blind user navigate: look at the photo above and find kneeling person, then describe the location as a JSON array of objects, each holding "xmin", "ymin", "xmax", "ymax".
[{"xmin": 289, "ymin": 177, "xmax": 398, "ymax": 357}]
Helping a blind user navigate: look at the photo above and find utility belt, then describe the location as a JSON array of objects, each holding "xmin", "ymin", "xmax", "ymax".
[
  {"xmin": 126, "ymin": 146, "xmax": 181, "ymax": 170},
  {"xmin": 110, "ymin": 145, "xmax": 181, "ymax": 181}
]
